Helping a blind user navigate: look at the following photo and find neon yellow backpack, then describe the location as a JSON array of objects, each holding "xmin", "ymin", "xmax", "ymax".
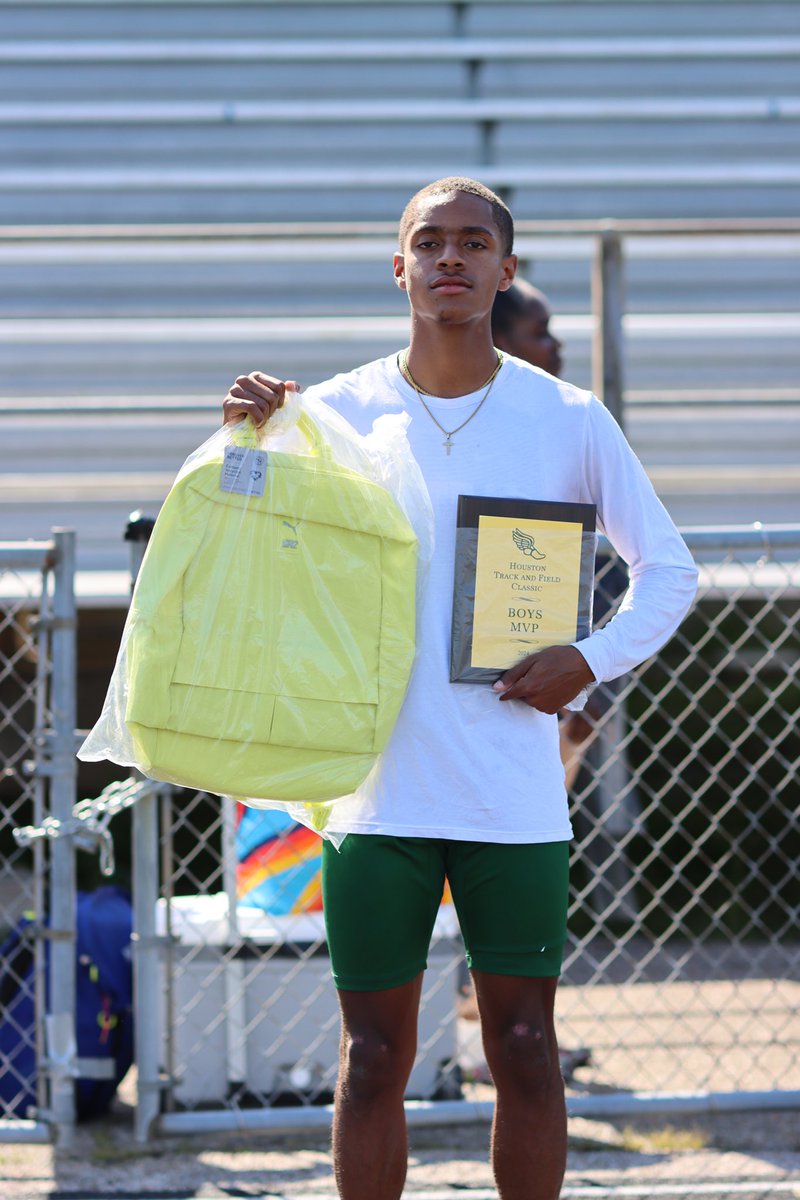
[{"xmin": 122, "ymin": 413, "xmax": 418, "ymax": 805}]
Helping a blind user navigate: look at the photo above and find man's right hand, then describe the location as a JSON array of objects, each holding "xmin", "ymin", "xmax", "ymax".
[{"xmin": 222, "ymin": 372, "xmax": 300, "ymax": 426}]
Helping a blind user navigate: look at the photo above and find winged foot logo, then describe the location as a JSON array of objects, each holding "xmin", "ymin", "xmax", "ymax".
[{"xmin": 512, "ymin": 527, "xmax": 546, "ymax": 560}]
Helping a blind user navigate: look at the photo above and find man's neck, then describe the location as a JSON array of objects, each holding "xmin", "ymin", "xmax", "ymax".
[{"xmin": 405, "ymin": 324, "xmax": 500, "ymax": 398}]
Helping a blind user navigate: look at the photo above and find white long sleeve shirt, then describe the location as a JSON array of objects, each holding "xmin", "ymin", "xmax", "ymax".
[{"xmin": 305, "ymin": 353, "xmax": 698, "ymax": 843}]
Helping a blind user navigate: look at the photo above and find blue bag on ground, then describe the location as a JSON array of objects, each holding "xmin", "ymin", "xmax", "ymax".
[{"xmin": 0, "ymin": 886, "xmax": 134, "ymax": 1120}]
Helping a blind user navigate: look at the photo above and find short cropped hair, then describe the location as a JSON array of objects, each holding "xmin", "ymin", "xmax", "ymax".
[{"xmin": 398, "ymin": 177, "xmax": 514, "ymax": 257}]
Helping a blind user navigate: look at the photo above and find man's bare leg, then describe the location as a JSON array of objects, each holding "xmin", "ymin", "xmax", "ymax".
[
  {"xmin": 474, "ymin": 972, "xmax": 566, "ymax": 1200},
  {"xmin": 331, "ymin": 974, "xmax": 422, "ymax": 1200}
]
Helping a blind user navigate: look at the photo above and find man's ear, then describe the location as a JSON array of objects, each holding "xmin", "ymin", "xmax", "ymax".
[
  {"xmin": 497, "ymin": 254, "xmax": 518, "ymax": 293},
  {"xmin": 393, "ymin": 252, "xmax": 408, "ymax": 292}
]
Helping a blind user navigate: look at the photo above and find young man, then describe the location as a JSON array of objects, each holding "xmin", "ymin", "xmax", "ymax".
[{"xmin": 222, "ymin": 177, "xmax": 698, "ymax": 1200}]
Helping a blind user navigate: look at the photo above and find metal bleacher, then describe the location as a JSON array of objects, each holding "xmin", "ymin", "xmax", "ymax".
[{"xmin": 1, "ymin": 0, "xmax": 799, "ymax": 589}]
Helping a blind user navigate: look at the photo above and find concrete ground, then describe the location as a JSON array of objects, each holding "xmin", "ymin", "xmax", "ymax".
[
  {"xmin": 1, "ymin": 1087, "xmax": 798, "ymax": 1199},
  {"xmin": 2, "ymin": 947, "xmax": 798, "ymax": 1198}
]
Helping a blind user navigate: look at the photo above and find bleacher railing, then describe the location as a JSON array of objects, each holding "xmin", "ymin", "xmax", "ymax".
[{"xmin": 3, "ymin": 216, "xmax": 800, "ymax": 431}]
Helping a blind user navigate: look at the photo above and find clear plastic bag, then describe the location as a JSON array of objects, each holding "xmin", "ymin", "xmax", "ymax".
[{"xmin": 79, "ymin": 390, "xmax": 433, "ymax": 838}]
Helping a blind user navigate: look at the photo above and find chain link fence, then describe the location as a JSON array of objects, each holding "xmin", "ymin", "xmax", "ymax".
[
  {"xmin": 2, "ymin": 529, "xmax": 796, "ymax": 1144},
  {"xmin": 0, "ymin": 532, "xmax": 77, "ymax": 1143},
  {"xmin": 557, "ymin": 529, "xmax": 800, "ymax": 1107},
  {"xmin": 128, "ymin": 526, "xmax": 800, "ymax": 1140}
]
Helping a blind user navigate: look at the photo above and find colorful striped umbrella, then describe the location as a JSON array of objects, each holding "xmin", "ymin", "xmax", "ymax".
[{"xmin": 236, "ymin": 804, "xmax": 323, "ymax": 914}]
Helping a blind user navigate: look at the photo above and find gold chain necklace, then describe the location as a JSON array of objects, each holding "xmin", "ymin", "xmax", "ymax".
[{"xmin": 399, "ymin": 350, "xmax": 503, "ymax": 455}]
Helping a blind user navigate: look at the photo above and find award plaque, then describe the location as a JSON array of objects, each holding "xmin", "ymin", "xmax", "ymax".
[{"xmin": 450, "ymin": 495, "xmax": 597, "ymax": 684}]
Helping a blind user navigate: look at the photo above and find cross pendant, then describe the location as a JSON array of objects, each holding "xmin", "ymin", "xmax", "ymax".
[{"xmin": 444, "ymin": 435, "xmax": 453, "ymax": 455}]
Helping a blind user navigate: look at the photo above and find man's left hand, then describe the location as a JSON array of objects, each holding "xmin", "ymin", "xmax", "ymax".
[{"xmin": 493, "ymin": 645, "xmax": 595, "ymax": 713}]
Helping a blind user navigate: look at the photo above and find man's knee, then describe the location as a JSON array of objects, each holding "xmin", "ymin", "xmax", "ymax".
[
  {"xmin": 338, "ymin": 1027, "xmax": 416, "ymax": 1102},
  {"xmin": 484, "ymin": 1019, "xmax": 560, "ymax": 1096}
]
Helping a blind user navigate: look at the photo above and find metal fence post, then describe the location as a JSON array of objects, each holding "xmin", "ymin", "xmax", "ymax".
[
  {"xmin": 45, "ymin": 529, "xmax": 78, "ymax": 1144},
  {"xmin": 222, "ymin": 797, "xmax": 248, "ymax": 1099},
  {"xmin": 132, "ymin": 784, "xmax": 162, "ymax": 1143},
  {"xmin": 124, "ymin": 512, "xmax": 166, "ymax": 1142},
  {"xmin": 592, "ymin": 225, "xmax": 626, "ymax": 432}
]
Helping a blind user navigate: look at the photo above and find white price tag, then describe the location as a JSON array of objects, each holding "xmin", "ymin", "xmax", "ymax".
[{"xmin": 221, "ymin": 446, "xmax": 268, "ymax": 497}]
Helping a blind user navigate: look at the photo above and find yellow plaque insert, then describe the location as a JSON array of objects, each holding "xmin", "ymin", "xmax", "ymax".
[{"xmin": 471, "ymin": 515, "xmax": 584, "ymax": 669}]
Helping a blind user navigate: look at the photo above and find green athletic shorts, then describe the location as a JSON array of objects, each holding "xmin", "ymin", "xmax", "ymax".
[{"xmin": 321, "ymin": 835, "xmax": 569, "ymax": 992}]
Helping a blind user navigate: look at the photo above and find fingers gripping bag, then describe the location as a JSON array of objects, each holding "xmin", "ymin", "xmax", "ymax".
[{"xmin": 79, "ymin": 390, "xmax": 433, "ymax": 839}]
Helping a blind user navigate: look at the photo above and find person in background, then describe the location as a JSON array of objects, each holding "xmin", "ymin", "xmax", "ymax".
[
  {"xmin": 491, "ymin": 277, "xmax": 563, "ymax": 379},
  {"xmin": 492, "ymin": 279, "xmax": 613, "ymax": 789},
  {"xmin": 493, "ymin": 279, "xmax": 641, "ymax": 930},
  {"xmin": 487, "ymin": 279, "xmax": 625, "ymax": 1075}
]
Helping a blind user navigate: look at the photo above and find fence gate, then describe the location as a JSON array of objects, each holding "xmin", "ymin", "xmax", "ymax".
[
  {"xmin": 0, "ymin": 531, "xmax": 77, "ymax": 1144},
  {"xmin": 130, "ymin": 525, "xmax": 800, "ymax": 1141}
]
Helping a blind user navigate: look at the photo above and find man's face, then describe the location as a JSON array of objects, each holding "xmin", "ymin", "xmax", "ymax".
[
  {"xmin": 393, "ymin": 191, "xmax": 516, "ymax": 326},
  {"xmin": 495, "ymin": 298, "xmax": 563, "ymax": 378}
]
